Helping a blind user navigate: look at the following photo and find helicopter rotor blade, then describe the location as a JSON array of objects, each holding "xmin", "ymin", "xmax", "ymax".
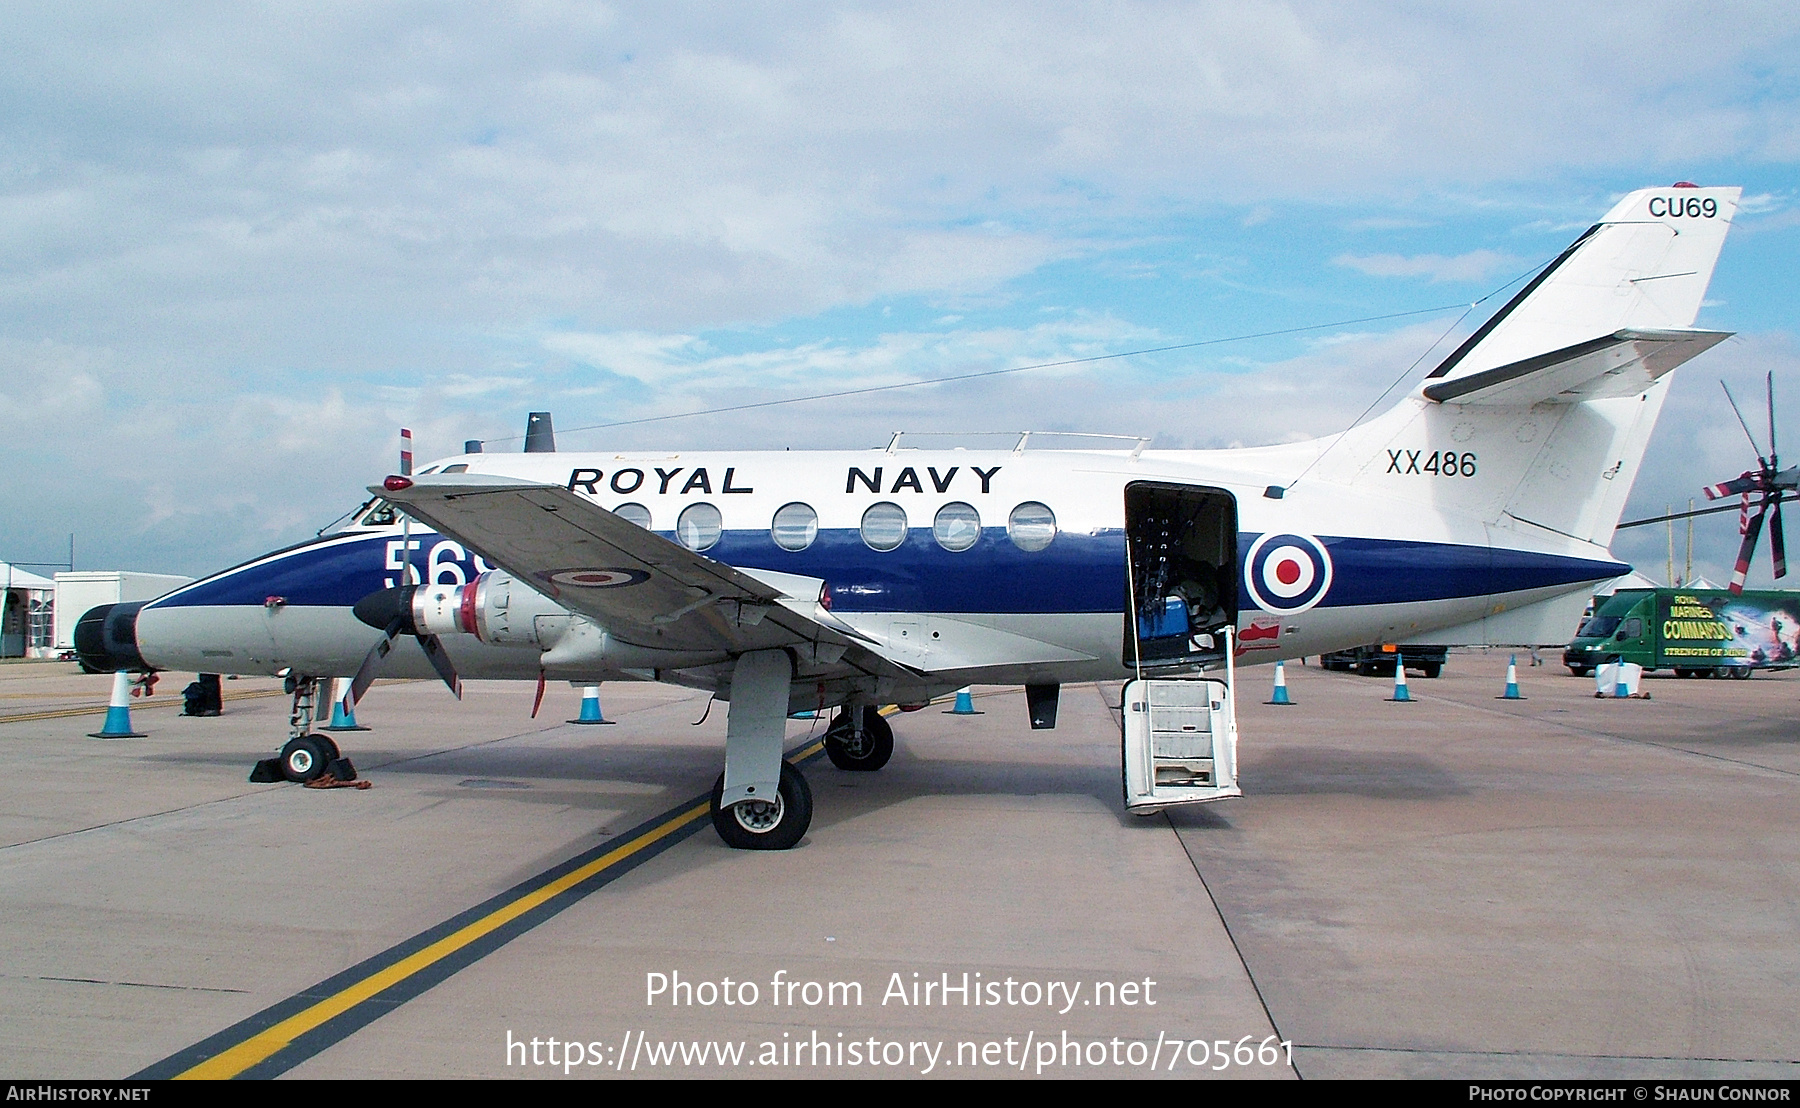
[
  {"xmin": 1767, "ymin": 370, "xmax": 1778, "ymax": 470},
  {"xmin": 1730, "ymin": 501, "xmax": 1769, "ymax": 595},
  {"xmin": 1616, "ymin": 493, "xmax": 1800, "ymax": 530},
  {"xmin": 1705, "ymin": 472, "xmax": 1761, "ymax": 501},
  {"xmin": 1772, "ymin": 494, "xmax": 1788, "ymax": 580},
  {"xmin": 1722, "ymin": 380, "xmax": 1768, "ymax": 467}
]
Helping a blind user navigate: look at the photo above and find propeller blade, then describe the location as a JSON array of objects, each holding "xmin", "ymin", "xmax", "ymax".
[
  {"xmin": 348, "ymin": 616, "xmax": 405, "ymax": 706},
  {"xmin": 1773, "ymin": 494, "xmax": 1788, "ymax": 580},
  {"xmin": 531, "ymin": 671, "xmax": 547, "ymax": 718},
  {"xmin": 418, "ymin": 633, "xmax": 463, "ymax": 699},
  {"xmin": 1730, "ymin": 502, "xmax": 1769, "ymax": 595}
]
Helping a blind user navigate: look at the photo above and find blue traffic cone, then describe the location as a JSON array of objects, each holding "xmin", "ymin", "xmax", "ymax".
[
  {"xmin": 1266, "ymin": 660, "xmax": 1294, "ymax": 705},
  {"xmin": 326, "ymin": 677, "xmax": 371, "ymax": 731},
  {"xmin": 945, "ymin": 686, "xmax": 982, "ymax": 715},
  {"xmin": 1497, "ymin": 655, "xmax": 1525, "ymax": 700},
  {"xmin": 89, "ymin": 670, "xmax": 148, "ymax": 738},
  {"xmin": 1614, "ymin": 666, "xmax": 1630, "ymax": 700},
  {"xmin": 1388, "ymin": 658, "xmax": 1413, "ymax": 703},
  {"xmin": 568, "ymin": 684, "xmax": 615, "ymax": 725}
]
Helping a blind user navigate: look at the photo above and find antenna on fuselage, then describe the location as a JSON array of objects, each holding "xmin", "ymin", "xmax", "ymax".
[{"xmin": 523, "ymin": 412, "xmax": 556, "ymax": 453}]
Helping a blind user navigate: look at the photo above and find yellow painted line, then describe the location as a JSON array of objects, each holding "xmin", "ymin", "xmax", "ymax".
[
  {"xmin": 176, "ymin": 798, "xmax": 712, "ymax": 1079},
  {"xmin": 0, "ymin": 689, "xmax": 286, "ymax": 725}
]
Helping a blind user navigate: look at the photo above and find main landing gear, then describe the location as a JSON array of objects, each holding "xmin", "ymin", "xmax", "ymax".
[
  {"xmin": 824, "ymin": 706, "xmax": 893, "ymax": 771},
  {"xmin": 249, "ymin": 677, "xmax": 361, "ymax": 785},
  {"xmin": 706, "ymin": 652, "xmax": 906, "ymax": 849},
  {"xmin": 709, "ymin": 650, "xmax": 815, "ymax": 850},
  {"xmin": 710, "ymin": 761, "xmax": 813, "ymax": 850}
]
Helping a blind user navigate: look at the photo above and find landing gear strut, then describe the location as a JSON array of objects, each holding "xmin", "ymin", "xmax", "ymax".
[
  {"xmin": 250, "ymin": 678, "xmax": 358, "ymax": 784},
  {"xmin": 824, "ymin": 706, "xmax": 893, "ymax": 771},
  {"xmin": 713, "ymin": 650, "xmax": 813, "ymax": 849}
]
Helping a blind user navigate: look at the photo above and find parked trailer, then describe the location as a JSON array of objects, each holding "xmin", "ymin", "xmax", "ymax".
[
  {"xmin": 53, "ymin": 572, "xmax": 193, "ymax": 660},
  {"xmin": 1562, "ymin": 588, "xmax": 1800, "ymax": 678}
]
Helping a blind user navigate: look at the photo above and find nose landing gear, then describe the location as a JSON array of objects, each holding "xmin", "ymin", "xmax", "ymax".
[{"xmin": 250, "ymin": 677, "xmax": 362, "ymax": 786}]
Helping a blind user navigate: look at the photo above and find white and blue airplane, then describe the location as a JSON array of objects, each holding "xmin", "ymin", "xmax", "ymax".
[{"xmin": 75, "ymin": 185, "xmax": 1742, "ymax": 849}]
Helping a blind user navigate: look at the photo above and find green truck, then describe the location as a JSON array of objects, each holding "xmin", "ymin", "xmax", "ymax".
[{"xmin": 1562, "ymin": 588, "xmax": 1800, "ymax": 679}]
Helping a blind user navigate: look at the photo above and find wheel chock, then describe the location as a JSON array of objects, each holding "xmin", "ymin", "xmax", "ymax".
[{"xmin": 249, "ymin": 758, "xmax": 284, "ymax": 783}]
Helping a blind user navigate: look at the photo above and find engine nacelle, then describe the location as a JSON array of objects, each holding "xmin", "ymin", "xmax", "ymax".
[
  {"xmin": 411, "ymin": 572, "xmax": 567, "ymax": 646},
  {"xmin": 353, "ymin": 572, "xmax": 728, "ymax": 672}
]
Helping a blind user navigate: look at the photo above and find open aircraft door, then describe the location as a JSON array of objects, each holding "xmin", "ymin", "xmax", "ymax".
[{"xmin": 1122, "ymin": 482, "xmax": 1241, "ymax": 812}]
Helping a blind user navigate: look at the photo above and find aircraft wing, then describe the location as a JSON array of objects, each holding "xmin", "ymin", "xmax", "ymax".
[
  {"xmin": 374, "ymin": 474, "xmax": 918, "ymax": 678},
  {"xmin": 1421, "ymin": 328, "xmax": 1731, "ymax": 406}
]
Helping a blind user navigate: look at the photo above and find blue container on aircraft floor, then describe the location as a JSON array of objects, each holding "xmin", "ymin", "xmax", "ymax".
[{"xmin": 1137, "ymin": 597, "xmax": 1190, "ymax": 641}]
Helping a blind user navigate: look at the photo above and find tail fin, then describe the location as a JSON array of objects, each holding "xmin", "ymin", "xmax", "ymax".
[{"xmin": 1318, "ymin": 185, "xmax": 1740, "ymax": 547}]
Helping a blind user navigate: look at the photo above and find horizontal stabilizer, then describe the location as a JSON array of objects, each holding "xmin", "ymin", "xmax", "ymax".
[
  {"xmin": 1423, "ymin": 185, "xmax": 1739, "ymax": 388},
  {"xmin": 1421, "ymin": 328, "xmax": 1730, "ymax": 406}
]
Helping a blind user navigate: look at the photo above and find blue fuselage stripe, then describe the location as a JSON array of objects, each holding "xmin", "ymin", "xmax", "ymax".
[{"xmin": 149, "ymin": 530, "xmax": 1627, "ymax": 615}]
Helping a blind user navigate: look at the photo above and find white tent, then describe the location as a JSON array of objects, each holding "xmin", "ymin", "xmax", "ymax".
[{"xmin": 1, "ymin": 562, "xmax": 57, "ymax": 658}]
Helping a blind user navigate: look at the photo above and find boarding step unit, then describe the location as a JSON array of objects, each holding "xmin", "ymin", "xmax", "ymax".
[{"xmin": 1121, "ymin": 646, "xmax": 1240, "ymax": 812}]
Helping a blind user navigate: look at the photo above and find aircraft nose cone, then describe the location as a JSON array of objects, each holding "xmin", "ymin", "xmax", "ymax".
[
  {"xmin": 353, "ymin": 585, "xmax": 416, "ymax": 633},
  {"xmin": 73, "ymin": 603, "xmax": 148, "ymax": 673}
]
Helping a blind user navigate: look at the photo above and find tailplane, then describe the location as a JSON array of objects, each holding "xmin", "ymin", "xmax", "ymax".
[{"xmin": 1424, "ymin": 184, "xmax": 1740, "ymax": 388}]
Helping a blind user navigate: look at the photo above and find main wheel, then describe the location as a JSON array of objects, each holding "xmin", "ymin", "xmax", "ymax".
[
  {"xmin": 279, "ymin": 735, "xmax": 332, "ymax": 783},
  {"xmin": 711, "ymin": 761, "xmax": 812, "ymax": 850},
  {"xmin": 824, "ymin": 707, "xmax": 894, "ymax": 771}
]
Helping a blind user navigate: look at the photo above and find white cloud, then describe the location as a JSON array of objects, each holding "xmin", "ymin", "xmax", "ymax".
[
  {"xmin": 1332, "ymin": 249, "xmax": 1523, "ymax": 283},
  {"xmin": 0, "ymin": 3, "xmax": 1794, "ymax": 572}
]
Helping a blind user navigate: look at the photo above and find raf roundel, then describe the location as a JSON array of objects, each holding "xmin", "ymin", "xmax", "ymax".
[
  {"xmin": 548, "ymin": 568, "xmax": 651, "ymax": 589},
  {"xmin": 1243, "ymin": 532, "xmax": 1334, "ymax": 615}
]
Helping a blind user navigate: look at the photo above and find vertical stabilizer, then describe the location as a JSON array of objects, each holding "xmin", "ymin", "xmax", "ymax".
[{"xmin": 1317, "ymin": 186, "xmax": 1740, "ymax": 547}]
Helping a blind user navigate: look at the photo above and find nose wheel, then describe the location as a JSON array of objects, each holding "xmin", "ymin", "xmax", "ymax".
[
  {"xmin": 710, "ymin": 760, "xmax": 812, "ymax": 850},
  {"xmin": 279, "ymin": 734, "xmax": 338, "ymax": 782}
]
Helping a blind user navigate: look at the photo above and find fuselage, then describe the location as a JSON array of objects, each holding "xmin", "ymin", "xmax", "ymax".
[{"xmin": 130, "ymin": 441, "xmax": 1627, "ymax": 696}]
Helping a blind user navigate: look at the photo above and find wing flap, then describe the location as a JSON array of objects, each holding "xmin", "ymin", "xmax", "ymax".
[{"xmin": 1421, "ymin": 328, "xmax": 1731, "ymax": 406}]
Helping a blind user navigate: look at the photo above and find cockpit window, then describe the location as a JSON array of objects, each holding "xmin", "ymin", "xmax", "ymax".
[{"xmin": 360, "ymin": 500, "xmax": 399, "ymax": 527}]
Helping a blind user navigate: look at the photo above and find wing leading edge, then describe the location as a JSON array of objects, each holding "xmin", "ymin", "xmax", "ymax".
[{"xmin": 375, "ymin": 474, "xmax": 917, "ymax": 681}]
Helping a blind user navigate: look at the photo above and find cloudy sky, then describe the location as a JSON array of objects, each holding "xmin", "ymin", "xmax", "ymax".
[{"xmin": 2, "ymin": 2, "xmax": 1797, "ymax": 585}]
